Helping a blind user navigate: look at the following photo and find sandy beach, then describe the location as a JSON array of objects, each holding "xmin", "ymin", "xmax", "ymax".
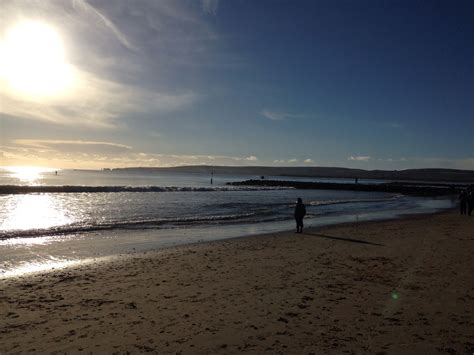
[{"xmin": 1, "ymin": 210, "xmax": 473, "ymax": 354}]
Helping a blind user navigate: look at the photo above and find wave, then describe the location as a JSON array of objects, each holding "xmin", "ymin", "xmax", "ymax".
[
  {"xmin": 0, "ymin": 185, "xmax": 292, "ymax": 194},
  {"xmin": 308, "ymin": 195, "xmax": 400, "ymax": 207},
  {"xmin": 0, "ymin": 193, "xmax": 404, "ymax": 240},
  {"xmin": 0, "ymin": 212, "xmax": 262, "ymax": 240},
  {"xmin": 216, "ymin": 196, "xmax": 401, "ymax": 210}
]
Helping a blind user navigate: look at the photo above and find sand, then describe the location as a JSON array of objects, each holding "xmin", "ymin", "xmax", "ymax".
[{"xmin": 1, "ymin": 210, "xmax": 473, "ymax": 354}]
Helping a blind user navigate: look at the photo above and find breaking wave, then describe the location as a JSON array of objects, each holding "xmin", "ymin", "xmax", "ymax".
[
  {"xmin": 0, "ymin": 212, "xmax": 263, "ymax": 240},
  {"xmin": 0, "ymin": 185, "xmax": 292, "ymax": 194}
]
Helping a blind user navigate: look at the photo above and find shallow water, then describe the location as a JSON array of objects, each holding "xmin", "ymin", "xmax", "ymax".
[{"xmin": 0, "ymin": 168, "xmax": 455, "ymax": 277}]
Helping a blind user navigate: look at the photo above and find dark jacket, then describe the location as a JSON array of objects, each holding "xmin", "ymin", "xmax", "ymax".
[{"xmin": 294, "ymin": 203, "xmax": 306, "ymax": 219}]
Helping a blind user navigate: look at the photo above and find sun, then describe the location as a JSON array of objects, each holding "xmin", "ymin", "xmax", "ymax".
[
  {"xmin": 6, "ymin": 166, "xmax": 57, "ymax": 183},
  {"xmin": 0, "ymin": 21, "xmax": 74, "ymax": 99}
]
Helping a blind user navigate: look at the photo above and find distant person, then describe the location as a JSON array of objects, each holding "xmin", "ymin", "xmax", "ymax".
[
  {"xmin": 468, "ymin": 189, "xmax": 473, "ymax": 216},
  {"xmin": 459, "ymin": 190, "xmax": 467, "ymax": 215},
  {"xmin": 294, "ymin": 198, "xmax": 306, "ymax": 233}
]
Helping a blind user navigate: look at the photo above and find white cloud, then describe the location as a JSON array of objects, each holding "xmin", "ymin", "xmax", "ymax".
[
  {"xmin": 202, "ymin": 0, "xmax": 219, "ymax": 15},
  {"xmin": 261, "ymin": 110, "xmax": 285, "ymax": 121},
  {"xmin": 0, "ymin": 1, "xmax": 205, "ymax": 128},
  {"xmin": 14, "ymin": 139, "xmax": 132, "ymax": 150},
  {"xmin": 0, "ymin": 142, "xmax": 262, "ymax": 168},
  {"xmin": 348, "ymin": 156, "xmax": 371, "ymax": 162},
  {"xmin": 72, "ymin": 0, "xmax": 136, "ymax": 51},
  {"xmin": 261, "ymin": 109, "xmax": 309, "ymax": 121},
  {"xmin": 13, "ymin": 139, "xmax": 133, "ymax": 155},
  {"xmin": 304, "ymin": 158, "xmax": 314, "ymax": 164},
  {"xmin": 0, "ymin": 61, "xmax": 196, "ymax": 128},
  {"xmin": 273, "ymin": 158, "xmax": 300, "ymax": 164},
  {"xmin": 230, "ymin": 155, "xmax": 259, "ymax": 162}
]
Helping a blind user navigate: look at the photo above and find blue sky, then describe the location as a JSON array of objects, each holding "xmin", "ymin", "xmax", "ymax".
[{"xmin": 0, "ymin": 0, "xmax": 473, "ymax": 169}]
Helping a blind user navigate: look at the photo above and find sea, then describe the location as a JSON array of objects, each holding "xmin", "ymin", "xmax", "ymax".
[{"xmin": 0, "ymin": 167, "xmax": 455, "ymax": 277}]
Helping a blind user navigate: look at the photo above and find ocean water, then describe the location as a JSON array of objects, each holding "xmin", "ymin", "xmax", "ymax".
[{"xmin": 0, "ymin": 168, "xmax": 455, "ymax": 277}]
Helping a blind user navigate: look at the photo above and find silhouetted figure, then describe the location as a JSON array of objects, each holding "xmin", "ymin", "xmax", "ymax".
[
  {"xmin": 459, "ymin": 190, "xmax": 467, "ymax": 215},
  {"xmin": 294, "ymin": 197, "xmax": 306, "ymax": 233},
  {"xmin": 468, "ymin": 189, "xmax": 473, "ymax": 216}
]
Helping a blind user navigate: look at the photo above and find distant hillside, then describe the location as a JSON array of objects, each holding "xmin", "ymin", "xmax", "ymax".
[{"xmin": 112, "ymin": 166, "xmax": 474, "ymax": 183}]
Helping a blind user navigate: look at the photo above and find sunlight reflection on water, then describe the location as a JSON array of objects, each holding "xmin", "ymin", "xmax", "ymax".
[{"xmin": 0, "ymin": 194, "xmax": 73, "ymax": 231}]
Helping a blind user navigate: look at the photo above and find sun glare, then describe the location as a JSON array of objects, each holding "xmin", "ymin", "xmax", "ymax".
[
  {"xmin": 0, "ymin": 21, "xmax": 74, "ymax": 99},
  {"xmin": 6, "ymin": 166, "xmax": 57, "ymax": 183},
  {"xmin": 1, "ymin": 194, "xmax": 72, "ymax": 231}
]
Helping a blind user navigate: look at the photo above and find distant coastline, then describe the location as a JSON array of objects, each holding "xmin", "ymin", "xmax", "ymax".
[{"xmin": 110, "ymin": 165, "xmax": 474, "ymax": 183}]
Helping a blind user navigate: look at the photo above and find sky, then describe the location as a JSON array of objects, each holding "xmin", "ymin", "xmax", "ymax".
[{"xmin": 0, "ymin": 0, "xmax": 473, "ymax": 170}]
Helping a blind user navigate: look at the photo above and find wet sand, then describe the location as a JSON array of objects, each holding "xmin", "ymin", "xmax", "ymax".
[{"xmin": 1, "ymin": 210, "xmax": 473, "ymax": 354}]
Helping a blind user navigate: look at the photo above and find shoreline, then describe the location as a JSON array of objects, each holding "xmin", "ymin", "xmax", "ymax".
[
  {"xmin": 1, "ymin": 209, "xmax": 473, "ymax": 353},
  {"xmin": 0, "ymin": 206, "xmax": 455, "ymax": 280}
]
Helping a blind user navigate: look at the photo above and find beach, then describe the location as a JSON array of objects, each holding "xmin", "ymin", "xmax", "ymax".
[{"xmin": 1, "ymin": 210, "xmax": 473, "ymax": 354}]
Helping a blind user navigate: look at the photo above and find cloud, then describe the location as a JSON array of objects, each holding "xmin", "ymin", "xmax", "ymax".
[
  {"xmin": 0, "ymin": 142, "xmax": 262, "ymax": 168},
  {"xmin": 14, "ymin": 139, "xmax": 133, "ymax": 154},
  {"xmin": 304, "ymin": 158, "xmax": 314, "ymax": 163},
  {"xmin": 348, "ymin": 156, "xmax": 371, "ymax": 162},
  {"xmin": 72, "ymin": 0, "xmax": 136, "ymax": 51},
  {"xmin": 14, "ymin": 139, "xmax": 132, "ymax": 149},
  {"xmin": 77, "ymin": 0, "xmax": 220, "ymax": 68},
  {"xmin": 261, "ymin": 109, "xmax": 309, "ymax": 121},
  {"xmin": 0, "ymin": 70, "xmax": 197, "ymax": 127},
  {"xmin": 0, "ymin": 1, "xmax": 210, "ymax": 128},
  {"xmin": 262, "ymin": 110, "xmax": 285, "ymax": 121},
  {"xmin": 201, "ymin": 0, "xmax": 219, "ymax": 15},
  {"xmin": 376, "ymin": 157, "xmax": 408, "ymax": 162},
  {"xmin": 229, "ymin": 155, "xmax": 259, "ymax": 162},
  {"xmin": 273, "ymin": 158, "xmax": 299, "ymax": 164}
]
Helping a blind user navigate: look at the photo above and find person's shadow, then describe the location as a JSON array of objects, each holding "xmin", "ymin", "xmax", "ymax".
[{"xmin": 303, "ymin": 232, "xmax": 385, "ymax": 247}]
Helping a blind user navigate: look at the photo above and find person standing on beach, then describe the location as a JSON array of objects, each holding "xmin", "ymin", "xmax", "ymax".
[
  {"xmin": 467, "ymin": 189, "xmax": 473, "ymax": 216},
  {"xmin": 459, "ymin": 190, "xmax": 467, "ymax": 215},
  {"xmin": 294, "ymin": 198, "xmax": 306, "ymax": 233}
]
